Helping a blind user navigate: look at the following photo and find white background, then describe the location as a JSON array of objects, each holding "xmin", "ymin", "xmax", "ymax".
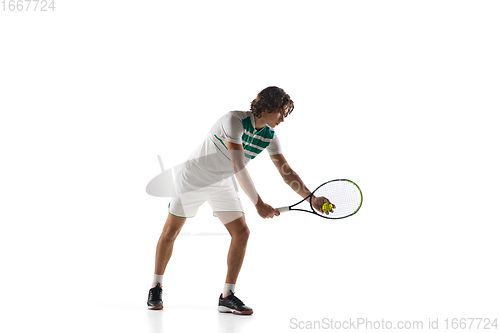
[{"xmin": 1, "ymin": 1, "xmax": 499, "ymax": 332}]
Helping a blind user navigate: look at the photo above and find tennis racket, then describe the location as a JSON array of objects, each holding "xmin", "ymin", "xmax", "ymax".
[{"xmin": 276, "ymin": 179, "xmax": 363, "ymax": 219}]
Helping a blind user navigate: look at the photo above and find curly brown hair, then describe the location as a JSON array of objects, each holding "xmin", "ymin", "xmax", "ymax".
[{"xmin": 250, "ymin": 86, "xmax": 294, "ymax": 118}]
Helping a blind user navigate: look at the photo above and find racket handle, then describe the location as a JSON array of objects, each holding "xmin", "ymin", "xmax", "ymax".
[{"xmin": 276, "ymin": 206, "xmax": 290, "ymax": 213}]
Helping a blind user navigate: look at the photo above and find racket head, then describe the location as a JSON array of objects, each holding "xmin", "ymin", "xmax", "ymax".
[{"xmin": 310, "ymin": 179, "xmax": 363, "ymax": 219}]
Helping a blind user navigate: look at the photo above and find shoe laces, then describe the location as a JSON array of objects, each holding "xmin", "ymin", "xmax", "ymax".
[
  {"xmin": 149, "ymin": 283, "xmax": 162, "ymax": 301},
  {"xmin": 226, "ymin": 291, "xmax": 245, "ymax": 306}
]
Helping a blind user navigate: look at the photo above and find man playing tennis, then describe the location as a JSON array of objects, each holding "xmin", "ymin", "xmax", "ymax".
[{"xmin": 147, "ymin": 86, "xmax": 333, "ymax": 314}]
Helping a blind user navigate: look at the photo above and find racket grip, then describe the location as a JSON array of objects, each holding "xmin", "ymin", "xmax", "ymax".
[{"xmin": 276, "ymin": 206, "xmax": 289, "ymax": 213}]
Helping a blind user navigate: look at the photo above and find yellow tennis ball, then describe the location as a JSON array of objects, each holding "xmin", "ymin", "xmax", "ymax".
[{"xmin": 322, "ymin": 203, "xmax": 333, "ymax": 212}]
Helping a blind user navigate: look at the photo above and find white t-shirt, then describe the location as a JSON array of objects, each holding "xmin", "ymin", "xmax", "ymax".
[
  {"xmin": 177, "ymin": 111, "xmax": 282, "ymax": 189},
  {"xmin": 213, "ymin": 110, "xmax": 282, "ymax": 157}
]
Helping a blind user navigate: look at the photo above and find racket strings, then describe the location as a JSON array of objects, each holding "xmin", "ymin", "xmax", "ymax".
[{"xmin": 312, "ymin": 180, "xmax": 362, "ymax": 219}]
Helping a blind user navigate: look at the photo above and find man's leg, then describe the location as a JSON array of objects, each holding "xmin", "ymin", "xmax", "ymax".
[
  {"xmin": 148, "ymin": 213, "xmax": 186, "ymax": 310},
  {"xmin": 155, "ymin": 213, "xmax": 187, "ymax": 275},
  {"xmin": 221, "ymin": 215, "xmax": 250, "ymax": 284},
  {"xmin": 215, "ymin": 212, "xmax": 253, "ymax": 315}
]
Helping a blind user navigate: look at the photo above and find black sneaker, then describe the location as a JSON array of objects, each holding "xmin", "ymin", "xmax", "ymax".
[
  {"xmin": 147, "ymin": 283, "xmax": 163, "ymax": 310},
  {"xmin": 218, "ymin": 290, "xmax": 253, "ymax": 315}
]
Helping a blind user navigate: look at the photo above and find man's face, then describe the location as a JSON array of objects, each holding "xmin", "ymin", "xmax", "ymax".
[{"xmin": 262, "ymin": 109, "xmax": 284, "ymax": 128}]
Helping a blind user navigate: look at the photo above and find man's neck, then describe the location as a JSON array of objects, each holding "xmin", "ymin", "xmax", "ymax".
[{"xmin": 254, "ymin": 117, "xmax": 266, "ymax": 131}]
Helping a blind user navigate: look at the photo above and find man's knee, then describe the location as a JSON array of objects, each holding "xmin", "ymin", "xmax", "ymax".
[
  {"xmin": 161, "ymin": 227, "xmax": 181, "ymax": 243},
  {"xmin": 234, "ymin": 224, "xmax": 250, "ymax": 241}
]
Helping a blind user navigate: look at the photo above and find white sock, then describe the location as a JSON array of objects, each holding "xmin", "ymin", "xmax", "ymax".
[
  {"xmin": 222, "ymin": 283, "xmax": 236, "ymax": 297},
  {"xmin": 152, "ymin": 274, "xmax": 163, "ymax": 288}
]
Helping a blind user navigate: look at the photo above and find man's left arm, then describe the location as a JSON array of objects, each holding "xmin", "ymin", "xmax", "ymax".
[{"xmin": 270, "ymin": 154, "xmax": 334, "ymax": 213}]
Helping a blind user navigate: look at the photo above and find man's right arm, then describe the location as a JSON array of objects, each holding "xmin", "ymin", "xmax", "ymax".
[{"xmin": 226, "ymin": 141, "xmax": 279, "ymax": 219}]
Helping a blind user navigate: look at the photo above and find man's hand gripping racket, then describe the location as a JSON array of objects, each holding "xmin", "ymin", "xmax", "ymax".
[{"xmin": 276, "ymin": 179, "xmax": 363, "ymax": 219}]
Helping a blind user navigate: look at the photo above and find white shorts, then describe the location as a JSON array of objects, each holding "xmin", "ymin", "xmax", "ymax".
[{"xmin": 168, "ymin": 176, "xmax": 244, "ymax": 221}]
